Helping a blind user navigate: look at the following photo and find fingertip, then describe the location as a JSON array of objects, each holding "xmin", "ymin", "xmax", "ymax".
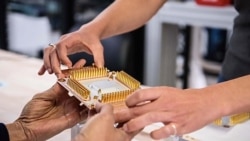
[
  {"xmin": 60, "ymin": 60, "xmax": 72, "ymax": 69},
  {"xmin": 72, "ymin": 59, "xmax": 86, "ymax": 69},
  {"xmin": 93, "ymin": 50, "xmax": 105, "ymax": 68},
  {"xmin": 38, "ymin": 65, "xmax": 46, "ymax": 75},
  {"xmin": 38, "ymin": 69, "xmax": 44, "ymax": 75},
  {"xmin": 122, "ymin": 124, "xmax": 129, "ymax": 132},
  {"xmin": 65, "ymin": 61, "xmax": 73, "ymax": 69},
  {"xmin": 55, "ymin": 72, "xmax": 65, "ymax": 79},
  {"xmin": 95, "ymin": 61, "xmax": 104, "ymax": 68}
]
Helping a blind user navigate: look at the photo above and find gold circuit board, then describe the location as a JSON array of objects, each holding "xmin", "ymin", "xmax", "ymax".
[{"xmin": 58, "ymin": 66, "xmax": 140, "ymax": 110}]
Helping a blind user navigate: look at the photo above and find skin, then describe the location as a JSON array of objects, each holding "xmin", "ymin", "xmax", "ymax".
[
  {"xmin": 38, "ymin": 0, "xmax": 167, "ymax": 78},
  {"xmin": 115, "ymin": 75, "xmax": 250, "ymax": 140},
  {"xmin": 73, "ymin": 104, "xmax": 138, "ymax": 141},
  {"xmin": 6, "ymin": 83, "xmax": 88, "ymax": 141},
  {"xmin": 4, "ymin": 83, "xmax": 138, "ymax": 141},
  {"xmin": 37, "ymin": 0, "xmax": 250, "ymax": 140}
]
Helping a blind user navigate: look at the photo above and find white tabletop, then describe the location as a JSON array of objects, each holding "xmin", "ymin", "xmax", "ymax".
[
  {"xmin": 0, "ymin": 50, "xmax": 70, "ymax": 141},
  {"xmin": 137, "ymin": 121, "xmax": 250, "ymax": 141}
]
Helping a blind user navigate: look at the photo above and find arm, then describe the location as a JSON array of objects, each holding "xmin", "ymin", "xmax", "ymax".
[
  {"xmin": 84, "ymin": 0, "xmax": 167, "ymax": 39},
  {"xmin": 115, "ymin": 75, "xmax": 250, "ymax": 140},
  {"xmin": 38, "ymin": 0, "xmax": 167, "ymax": 78},
  {"xmin": 202, "ymin": 75, "xmax": 250, "ymax": 116}
]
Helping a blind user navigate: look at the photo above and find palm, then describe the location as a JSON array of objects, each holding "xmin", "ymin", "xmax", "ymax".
[{"xmin": 16, "ymin": 84, "xmax": 86, "ymax": 141}]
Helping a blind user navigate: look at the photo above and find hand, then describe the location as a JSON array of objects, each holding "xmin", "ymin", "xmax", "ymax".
[
  {"xmin": 6, "ymin": 83, "xmax": 88, "ymax": 141},
  {"xmin": 38, "ymin": 25, "xmax": 104, "ymax": 78},
  {"xmin": 115, "ymin": 87, "xmax": 220, "ymax": 140},
  {"xmin": 73, "ymin": 104, "xmax": 138, "ymax": 141}
]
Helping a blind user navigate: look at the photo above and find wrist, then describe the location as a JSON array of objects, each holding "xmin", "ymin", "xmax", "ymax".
[
  {"xmin": 79, "ymin": 22, "xmax": 104, "ymax": 39},
  {"xmin": 6, "ymin": 121, "xmax": 35, "ymax": 141},
  {"xmin": 199, "ymin": 86, "xmax": 228, "ymax": 119}
]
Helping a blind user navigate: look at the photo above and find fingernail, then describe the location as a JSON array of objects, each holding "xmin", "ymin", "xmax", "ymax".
[
  {"xmin": 122, "ymin": 124, "xmax": 128, "ymax": 132},
  {"xmin": 48, "ymin": 68, "xmax": 52, "ymax": 73}
]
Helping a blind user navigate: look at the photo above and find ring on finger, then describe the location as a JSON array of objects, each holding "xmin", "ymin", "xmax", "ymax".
[
  {"xmin": 48, "ymin": 43, "xmax": 56, "ymax": 48},
  {"xmin": 170, "ymin": 123, "xmax": 177, "ymax": 136}
]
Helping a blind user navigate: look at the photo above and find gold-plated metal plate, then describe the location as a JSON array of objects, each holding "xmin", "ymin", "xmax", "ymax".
[{"xmin": 58, "ymin": 66, "xmax": 140, "ymax": 110}]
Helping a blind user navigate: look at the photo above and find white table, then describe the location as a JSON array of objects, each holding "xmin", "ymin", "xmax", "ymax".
[
  {"xmin": 0, "ymin": 50, "xmax": 70, "ymax": 141},
  {"xmin": 144, "ymin": 1, "xmax": 238, "ymax": 87},
  {"xmin": 135, "ymin": 120, "xmax": 250, "ymax": 141}
]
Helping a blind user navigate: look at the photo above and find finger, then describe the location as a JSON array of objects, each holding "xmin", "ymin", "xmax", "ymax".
[
  {"xmin": 96, "ymin": 103, "xmax": 114, "ymax": 116},
  {"xmin": 92, "ymin": 43, "xmax": 104, "ymax": 68},
  {"xmin": 114, "ymin": 108, "xmax": 134, "ymax": 123},
  {"xmin": 50, "ymin": 50, "xmax": 63, "ymax": 78},
  {"xmin": 72, "ymin": 59, "xmax": 86, "ymax": 69},
  {"xmin": 126, "ymin": 87, "xmax": 162, "ymax": 107},
  {"xmin": 150, "ymin": 123, "xmax": 179, "ymax": 140},
  {"xmin": 38, "ymin": 64, "xmax": 46, "ymax": 75},
  {"xmin": 123, "ymin": 111, "xmax": 172, "ymax": 133},
  {"xmin": 43, "ymin": 46, "xmax": 54, "ymax": 74},
  {"xmin": 56, "ymin": 42, "xmax": 73, "ymax": 68},
  {"xmin": 115, "ymin": 100, "xmax": 161, "ymax": 123}
]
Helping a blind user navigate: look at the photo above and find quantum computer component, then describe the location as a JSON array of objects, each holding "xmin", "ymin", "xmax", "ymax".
[
  {"xmin": 213, "ymin": 113, "xmax": 250, "ymax": 127},
  {"xmin": 58, "ymin": 66, "xmax": 140, "ymax": 110}
]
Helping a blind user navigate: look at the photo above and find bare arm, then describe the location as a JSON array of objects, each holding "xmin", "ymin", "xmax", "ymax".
[
  {"xmin": 115, "ymin": 75, "xmax": 250, "ymax": 139},
  {"xmin": 82, "ymin": 0, "xmax": 167, "ymax": 39},
  {"xmin": 203, "ymin": 75, "xmax": 250, "ymax": 116},
  {"xmin": 39, "ymin": 0, "xmax": 167, "ymax": 77}
]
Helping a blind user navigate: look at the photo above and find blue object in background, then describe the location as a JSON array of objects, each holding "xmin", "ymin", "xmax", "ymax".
[{"xmin": 204, "ymin": 28, "xmax": 228, "ymax": 63}]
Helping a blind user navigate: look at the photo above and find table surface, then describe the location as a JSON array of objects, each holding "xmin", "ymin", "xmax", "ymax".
[
  {"xmin": 1, "ymin": 49, "xmax": 250, "ymax": 141},
  {"xmin": 0, "ymin": 50, "xmax": 70, "ymax": 141}
]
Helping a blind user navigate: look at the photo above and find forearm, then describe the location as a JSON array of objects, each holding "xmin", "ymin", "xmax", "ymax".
[
  {"xmin": 201, "ymin": 75, "xmax": 250, "ymax": 117},
  {"xmin": 81, "ymin": 0, "xmax": 167, "ymax": 39}
]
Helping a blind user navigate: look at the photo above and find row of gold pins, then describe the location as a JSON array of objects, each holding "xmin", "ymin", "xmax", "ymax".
[
  {"xmin": 101, "ymin": 90, "xmax": 134, "ymax": 103},
  {"xmin": 214, "ymin": 113, "xmax": 250, "ymax": 126},
  {"xmin": 67, "ymin": 78, "xmax": 90, "ymax": 100},
  {"xmin": 70, "ymin": 68, "xmax": 108, "ymax": 80},
  {"xmin": 116, "ymin": 71, "xmax": 140, "ymax": 89}
]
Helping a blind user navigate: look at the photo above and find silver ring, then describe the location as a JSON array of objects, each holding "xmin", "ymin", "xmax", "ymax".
[
  {"xmin": 170, "ymin": 123, "xmax": 177, "ymax": 136},
  {"xmin": 48, "ymin": 43, "xmax": 56, "ymax": 48}
]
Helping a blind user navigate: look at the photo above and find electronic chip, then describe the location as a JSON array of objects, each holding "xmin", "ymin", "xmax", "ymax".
[{"xmin": 58, "ymin": 66, "xmax": 141, "ymax": 111}]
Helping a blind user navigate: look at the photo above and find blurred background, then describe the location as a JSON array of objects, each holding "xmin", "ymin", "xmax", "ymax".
[{"xmin": 1, "ymin": 0, "xmax": 236, "ymax": 88}]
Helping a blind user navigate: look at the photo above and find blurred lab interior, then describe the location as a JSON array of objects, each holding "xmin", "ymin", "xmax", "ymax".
[
  {"xmin": 1, "ymin": 0, "xmax": 236, "ymax": 88},
  {"xmin": 0, "ymin": 0, "xmax": 239, "ymax": 140}
]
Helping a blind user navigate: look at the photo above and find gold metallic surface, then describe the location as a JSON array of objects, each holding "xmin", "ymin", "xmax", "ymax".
[{"xmin": 59, "ymin": 66, "xmax": 141, "ymax": 110}]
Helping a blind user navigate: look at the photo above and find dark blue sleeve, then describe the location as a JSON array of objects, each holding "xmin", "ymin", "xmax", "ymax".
[{"xmin": 0, "ymin": 123, "xmax": 10, "ymax": 141}]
